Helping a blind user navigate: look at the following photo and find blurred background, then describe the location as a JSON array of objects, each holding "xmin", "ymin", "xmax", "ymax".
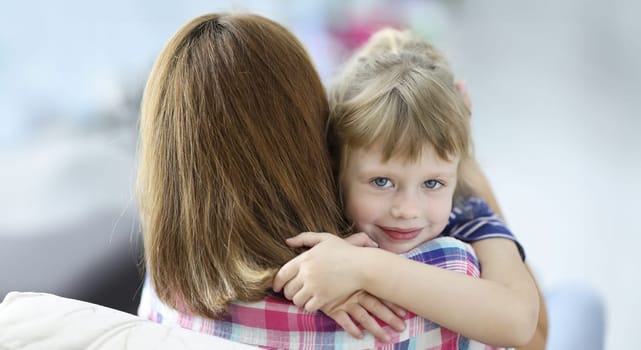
[{"xmin": 1, "ymin": 0, "xmax": 639, "ymax": 348}]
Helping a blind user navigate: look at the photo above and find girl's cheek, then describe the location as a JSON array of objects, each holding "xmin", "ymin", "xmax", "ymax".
[
  {"xmin": 345, "ymin": 198, "xmax": 376, "ymax": 224},
  {"xmin": 425, "ymin": 199, "xmax": 452, "ymax": 225}
]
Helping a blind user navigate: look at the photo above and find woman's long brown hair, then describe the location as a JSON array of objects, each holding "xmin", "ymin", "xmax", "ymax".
[{"xmin": 137, "ymin": 13, "xmax": 343, "ymax": 318}]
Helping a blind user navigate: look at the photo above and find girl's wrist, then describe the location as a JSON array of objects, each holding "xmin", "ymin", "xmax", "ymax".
[{"xmin": 356, "ymin": 247, "xmax": 387, "ymax": 292}]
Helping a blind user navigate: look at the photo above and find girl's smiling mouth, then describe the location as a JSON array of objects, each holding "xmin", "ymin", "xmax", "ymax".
[{"xmin": 378, "ymin": 226, "xmax": 423, "ymax": 240}]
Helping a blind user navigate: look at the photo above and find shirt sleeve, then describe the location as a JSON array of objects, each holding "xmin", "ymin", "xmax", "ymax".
[{"xmin": 441, "ymin": 196, "xmax": 526, "ymax": 261}]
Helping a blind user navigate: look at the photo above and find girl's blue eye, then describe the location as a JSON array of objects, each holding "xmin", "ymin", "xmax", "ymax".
[
  {"xmin": 424, "ymin": 180, "xmax": 442, "ymax": 189},
  {"xmin": 372, "ymin": 177, "xmax": 391, "ymax": 188}
]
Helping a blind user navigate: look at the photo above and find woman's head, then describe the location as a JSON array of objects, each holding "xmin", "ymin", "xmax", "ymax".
[
  {"xmin": 328, "ymin": 28, "xmax": 474, "ymax": 202},
  {"xmin": 137, "ymin": 13, "xmax": 342, "ymax": 318}
]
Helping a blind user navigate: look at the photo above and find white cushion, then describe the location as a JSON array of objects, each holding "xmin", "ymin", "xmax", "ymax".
[{"xmin": 0, "ymin": 292, "xmax": 257, "ymax": 349}]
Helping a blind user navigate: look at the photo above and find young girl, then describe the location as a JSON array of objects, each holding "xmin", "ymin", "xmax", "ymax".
[{"xmin": 272, "ymin": 28, "xmax": 540, "ymax": 348}]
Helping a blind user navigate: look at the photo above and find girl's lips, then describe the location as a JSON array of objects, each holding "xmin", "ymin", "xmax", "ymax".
[{"xmin": 379, "ymin": 226, "xmax": 423, "ymax": 241}]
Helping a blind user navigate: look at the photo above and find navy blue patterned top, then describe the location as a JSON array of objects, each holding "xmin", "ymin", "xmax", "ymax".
[{"xmin": 441, "ymin": 196, "xmax": 525, "ymax": 261}]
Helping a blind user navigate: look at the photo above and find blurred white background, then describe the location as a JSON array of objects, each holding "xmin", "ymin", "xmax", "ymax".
[{"xmin": 1, "ymin": 0, "xmax": 639, "ymax": 348}]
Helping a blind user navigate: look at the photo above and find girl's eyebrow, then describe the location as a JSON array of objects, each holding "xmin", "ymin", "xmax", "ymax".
[{"xmin": 423, "ymin": 171, "xmax": 457, "ymax": 180}]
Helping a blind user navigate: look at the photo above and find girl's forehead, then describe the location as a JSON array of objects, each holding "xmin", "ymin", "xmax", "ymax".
[
  {"xmin": 347, "ymin": 142, "xmax": 459, "ymax": 164},
  {"xmin": 344, "ymin": 143, "xmax": 460, "ymax": 172}
]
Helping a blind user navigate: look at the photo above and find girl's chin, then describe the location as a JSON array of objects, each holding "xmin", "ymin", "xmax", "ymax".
[{"xmin": 380, "ymin": 242, "xmax": 414, "ymax": 254}]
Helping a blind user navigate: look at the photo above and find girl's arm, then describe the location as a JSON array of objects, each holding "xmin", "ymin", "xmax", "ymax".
[
  {"xmin": 274, "ymin": 233, "xmax": 539, "ymax": 347},
  {"xmin": 518, "ymin": 264, "xmax": 548, "ymax": 350},
  {"xmin": 462, "ymin": 157, "xmax": 548, "ymax": 349}
]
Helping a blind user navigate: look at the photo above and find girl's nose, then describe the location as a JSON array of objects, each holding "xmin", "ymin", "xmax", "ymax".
[{"xmin": 390, "ymin": 193, "xmax": 420, "ymax": 220}]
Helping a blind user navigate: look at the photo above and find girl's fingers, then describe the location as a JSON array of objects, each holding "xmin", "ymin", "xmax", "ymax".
[
  {"xmin": 282, "ymin": 278, "xmax": 303, "ymax": 301},
  {"xmin": 344, "ymin": 232, "xmax": 378, "ymax": 247},
  {"xmin": 286, "ymin": 232, "xmax": 332, "ymax": 248},
  {"xmin": 272, "ymin": 257, "xmax": 300, "ymax": 292},
  {"xmin": 329, "ymin": 310, "xmax": 363, "ymax": 339},
  {"xmin": 291, "ymin": 287, "xmax": 313, "ymax": 308},
  {"xmin": 382, "ymin": 300, "xmax": 407, "ymax": 318},
  {"xmin": 358, "ymin": 293, "xmax": 406, "ymax": 332},
  {"xmin": 346, "ymin": 303, "xmax": 392, "ymax": 343},
  {"xmin": 304, "ymin": 296, "xmax": 323, "ymax": 313}
]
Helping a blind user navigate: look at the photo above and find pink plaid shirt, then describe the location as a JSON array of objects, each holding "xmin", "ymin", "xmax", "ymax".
[{"xmin": 139, "ymin": 237, "xmax": 508, "ymax": 349}]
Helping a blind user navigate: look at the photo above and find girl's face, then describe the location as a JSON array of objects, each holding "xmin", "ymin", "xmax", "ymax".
[{"xmin": 342, "ymin": 144, "xmax": 459, "ymax": 254}]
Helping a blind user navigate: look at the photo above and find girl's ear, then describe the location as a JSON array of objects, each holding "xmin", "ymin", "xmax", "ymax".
[{"xmin": 454, "ymin": 80, "xmax": 472, "ymax": 113}]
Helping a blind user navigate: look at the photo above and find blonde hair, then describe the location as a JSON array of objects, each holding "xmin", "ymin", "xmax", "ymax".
[
  {"xmin": 329, "ymin": 28, "xmax": 475, "ymax": 199},
  {"xmin": 137, "ymin": 13, "xmax": 342, "ymax": 318}
]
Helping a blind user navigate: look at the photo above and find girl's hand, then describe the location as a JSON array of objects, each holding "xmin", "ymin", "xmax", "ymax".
[
  {"xmin": 273, "ymin": 232, "xmax": 365, "ymax": 311},
  {"xmin": 344, "ymin": 232, "xmax": 379, "ymax": 247},
  {"xmin": 322, "ymin": 290, "xmax": 406, "ymax": 343},
  {"xmin": 273, "ymin": 232, "xmax": 407, "ymax": 342}
]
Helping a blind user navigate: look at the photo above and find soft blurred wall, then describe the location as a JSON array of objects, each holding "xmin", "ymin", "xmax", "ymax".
[{"xmin": 1, "ymin": 1, "xmax": 639, "ymax": 348}]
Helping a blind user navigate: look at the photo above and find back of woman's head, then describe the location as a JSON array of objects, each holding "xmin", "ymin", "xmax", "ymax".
[
  {"xmin": 137, "ymin": 13, "xmax": 342, "ymax": 318},
  {"xmin": 328, "ymin": 28, "xmax": 474, "ymax": 198}
]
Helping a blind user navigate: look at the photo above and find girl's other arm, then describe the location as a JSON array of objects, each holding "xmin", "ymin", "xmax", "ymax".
[
  {"xmin": 456, "ymin": 80, "xmax": 547, "ymax": 347},
  {"xmin": 463, "ymin": 158, "xmax": 548, "ymax": 349},
  {"xmin": 518, "ymin": 264, "xmax": 548, "ymax": 350}
]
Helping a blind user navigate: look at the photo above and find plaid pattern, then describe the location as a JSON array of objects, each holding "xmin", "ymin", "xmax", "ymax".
[{"xmin": 140, "ymin": 237, "xmax": 506, "ymax": 350}]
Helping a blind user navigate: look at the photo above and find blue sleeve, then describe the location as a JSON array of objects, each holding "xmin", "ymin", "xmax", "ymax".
[{"xmin": 441, "ymin": 196, "xmax": 526, "ymax": 261}]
